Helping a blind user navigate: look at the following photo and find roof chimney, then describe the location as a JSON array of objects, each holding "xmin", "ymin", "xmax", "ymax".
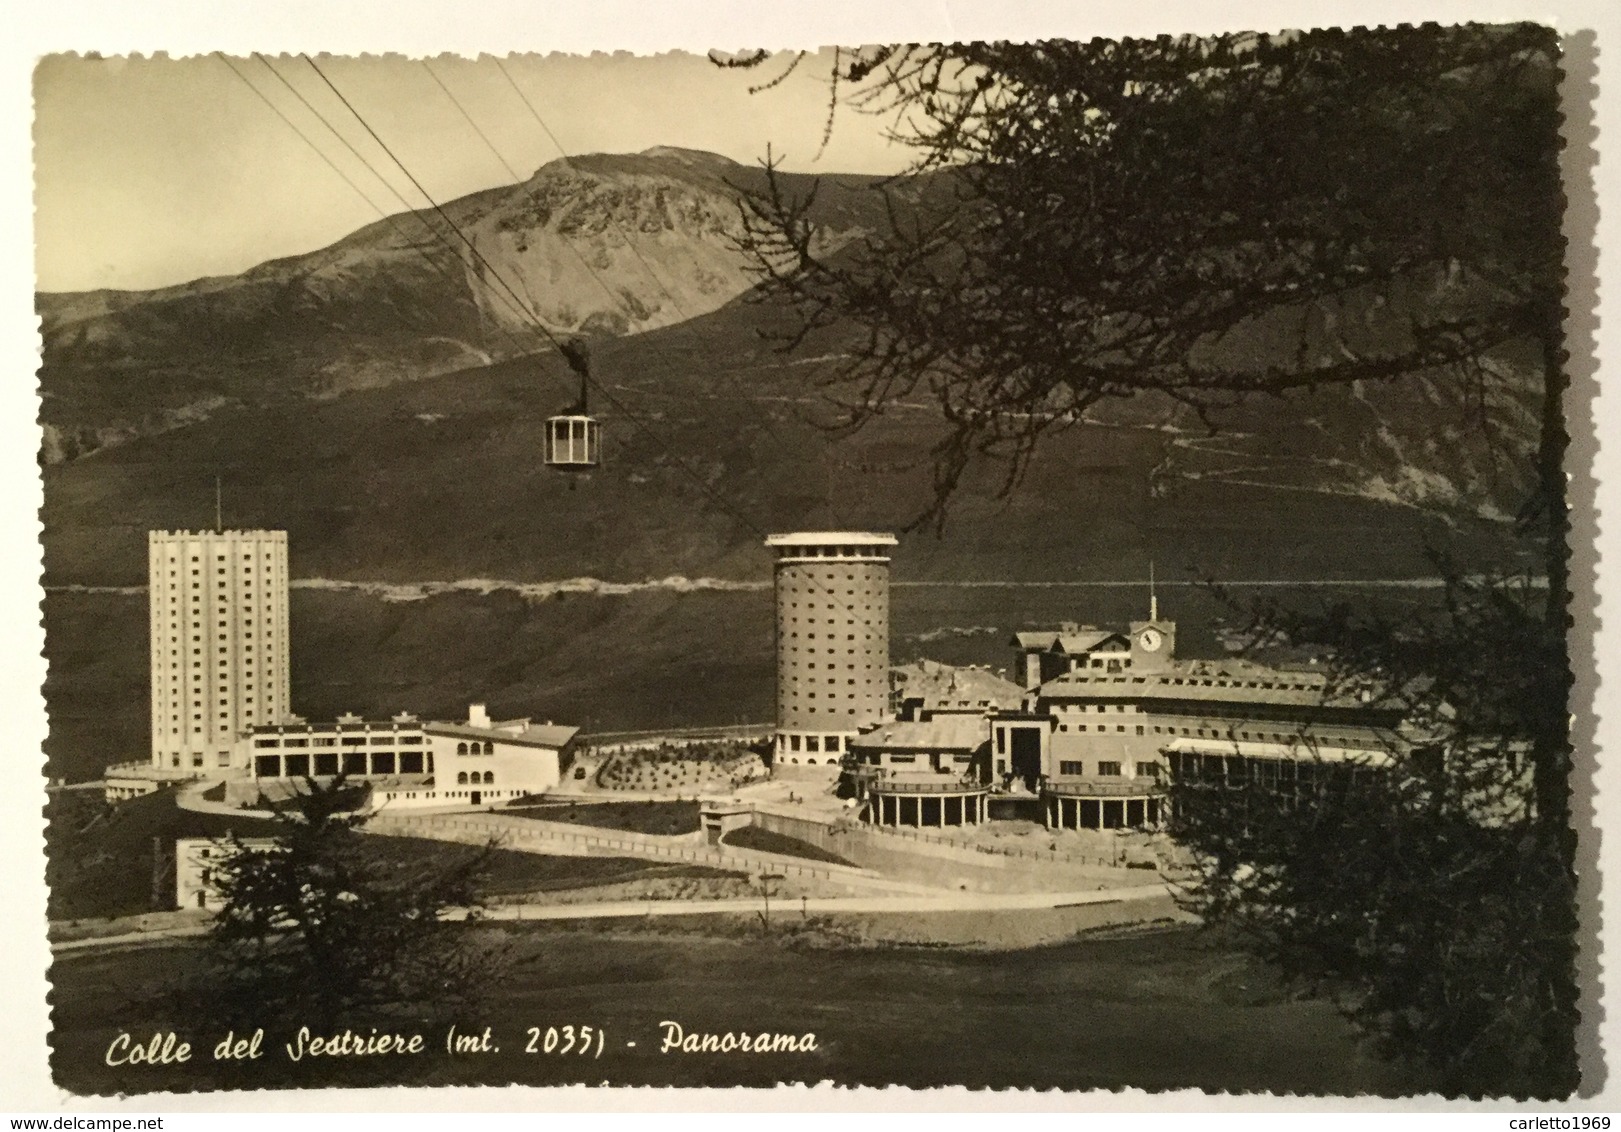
[{"xmin": 468, "ymin": 703, "xmax": 490, "ymax": 729}]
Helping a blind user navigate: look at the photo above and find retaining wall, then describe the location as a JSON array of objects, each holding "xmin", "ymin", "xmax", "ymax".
[{"xmin": 367, "ymin": 811, "xmax": 878, "ymax": 889}]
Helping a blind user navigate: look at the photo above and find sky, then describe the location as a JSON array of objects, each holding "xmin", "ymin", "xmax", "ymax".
[{"xmin": 32, "ymin": 50, "xmax": 909, "ymax": 293}]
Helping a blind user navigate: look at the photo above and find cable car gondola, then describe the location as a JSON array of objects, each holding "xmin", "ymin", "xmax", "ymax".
[{"xmin": 544, "ymin": 338, "xmax": 602, "ymax": 473}]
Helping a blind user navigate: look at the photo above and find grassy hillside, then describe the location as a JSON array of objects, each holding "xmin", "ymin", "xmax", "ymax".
[
  {"xmin": 43, "ymin": 580, "xmax": 1456, "ymax": 783},
  {"xmin": 40, "ymin": 288, "xmax": 1526, "ymax": 589},
  {"xmin": 38, "ymin": 186, "xmax": 1537, "ymax": 788}
]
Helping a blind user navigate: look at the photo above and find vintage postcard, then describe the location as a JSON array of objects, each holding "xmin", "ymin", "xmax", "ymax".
[{"xmin": 19, "ymin": 7, "xmax": 1608, "ymax": 1108}]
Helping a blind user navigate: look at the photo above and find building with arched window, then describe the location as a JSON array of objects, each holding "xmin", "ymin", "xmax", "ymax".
[
  {"xmin": 229, "ymin": 703, "xmax": 576, "ymax": 810},
  {"xmin": 415, "ymin": 703, "xmax": 574, "ymax": 807}
]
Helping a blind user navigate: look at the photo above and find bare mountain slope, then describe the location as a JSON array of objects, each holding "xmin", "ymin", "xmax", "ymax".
[
  {"xmin": 36, "ymin": 146, "xmax": 1543, "ymax": 536},
  {"xmin": 37, "ymin": 147, "xmax": 905, "ymax": 462}
]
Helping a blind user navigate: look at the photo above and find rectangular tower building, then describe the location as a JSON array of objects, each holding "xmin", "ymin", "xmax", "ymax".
[
  {"xmin": 149, "ymin": 529, "xmax": 291, "ymax": 770},
  {"xmin": 766, "ymin": 531, "xmax": 897, "ymax": 764}
]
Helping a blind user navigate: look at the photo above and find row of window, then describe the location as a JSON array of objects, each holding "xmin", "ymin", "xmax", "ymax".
[
  {"xmin": 783, "ymin": 650, "xmax": 880, "ymax": 659},
  {"xmin": 867, "ymin": 752, "xmax": 970, "ymax": 765},
  {"xmin": 157, "ymin": 750, "xmax": 232, "ymax": 769},
  {"xmin": 774, "ymin": 546, "xmax": 888, "ymax": 558},
  {"xmin": 456, "ymin": 771, "xmax": 495, "ymax": 785},
  {"xmin": 162, "ymin": 562, "xmax": 272, "ymax": 574},
  {"xmin": 1054, "ymin": 674, "xmax": 1321, "ymax": 692},
  {"xmin": 1167, "ymin": 751, "xmax": 1373, "ymax": 785},
  {"xmin": 253, "ymin": 751, "xmax": 432, "ymax": 777},
  {"xmin": 1035, "ymin": 720, "xmax": 1384, "ymax": 748},
  {"xmin": 1054, "ymin": 760, "xmax": 1160, "ymax": 778},
  {"xmin": 253, "ymin": 734, "xmax": 424, "ymax": 748},
  {"xmin": 780, "ymin": 734, "xmax": 847, "ymax": 753}
]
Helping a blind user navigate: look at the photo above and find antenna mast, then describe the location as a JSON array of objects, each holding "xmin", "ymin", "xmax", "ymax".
[
  {"xmin": 1149, "ymin": 560, "xmax": 1158, "ymax": 622},
  {"xmin": 214, "ymin": 475, "xmax": 223, "ymax": 533}
]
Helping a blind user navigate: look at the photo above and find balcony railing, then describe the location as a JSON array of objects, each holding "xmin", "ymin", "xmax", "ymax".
[
  {"xmin": 867, "ymin": 771, "xmax": 989, "ymax": 795},
  {"xmin": 1042, "ymin": 776, "xmax": 1164, "ymax": 798}
]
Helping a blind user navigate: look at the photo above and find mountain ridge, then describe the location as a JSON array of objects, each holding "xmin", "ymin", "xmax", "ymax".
[
  {"xmin": 37, "ymin": 146, "xmax": 910, "ymax": 462},
  {"xmin": 36, "ymin": 144, "xmax": 1542, "ymax": 538}
]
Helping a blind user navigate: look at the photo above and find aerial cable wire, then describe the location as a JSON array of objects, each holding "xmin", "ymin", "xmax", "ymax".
[
  {"xmin": 444, "ymin": 56, "xmax": 849, "ymax": 528},
  {"xmin": 312, "ymin": 58, "xmax": 875, "ymax": 616},
  {"xmin": 217, "ymin": 54, "xmax": 402, "ymax": 253},
  {"xmin": 223, "ymin": 51, "xmax": 885, "ymax": 652},
  {"xmin": 300, "ymin": 53, "xmax": 854, "ymax": 553},
  {"xmin": 218, "ymin": 56, "xmax": 531, "ymax": 371},
  {"xmin": 233, "ymin": 53, "xmax": 575, "ymax": 396},
  {"xmin": 298, "ymin": 55, "xmax": 572, "ymax": 361},
  {"xmin": 221, "ymin": 55, "xmax": 647, "ymax": 477}
]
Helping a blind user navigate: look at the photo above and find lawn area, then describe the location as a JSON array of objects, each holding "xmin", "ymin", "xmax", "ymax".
[
  {"xmin": 721, "ymin": 825, "xmax": 855, "ymax": 867},
  {"xmin": 47, "ymin": 922, "xmax": 1435, "ymax": 1095},
  {"xmin": 365, "ymin": 834, "xmax": 740, "ymax": 897},
  {"xmin": 505, "ymin": 800, "xmax": 700, "ymax": 836}
]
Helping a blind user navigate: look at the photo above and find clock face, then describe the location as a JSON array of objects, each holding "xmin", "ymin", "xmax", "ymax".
[{"xmin": 1139, "ymin": 628, "xmax": 1163, "ymax": 652}]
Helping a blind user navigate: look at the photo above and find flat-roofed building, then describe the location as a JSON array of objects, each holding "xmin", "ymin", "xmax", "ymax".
[
  {"xmin": 148, "ymin": 529, "xmax": 290, "ymax": 772},
  {"xmin": 232, "ymin": 703, "xmax": 576, "ymax": 810},
  {"xmin": 175, "ymin": 835, "xmax": 277, "ymax": 910},
  {"xmin": 767, "ymin": 531, "xmax": 897, "ymax": 764}
]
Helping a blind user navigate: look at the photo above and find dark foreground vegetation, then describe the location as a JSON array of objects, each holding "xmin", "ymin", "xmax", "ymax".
[
  {"xmin": 50, "ymin": 920, "xmax": 1431, "ymax": 1096},
  {"xmin": 45, "ymin": 790, "xmax": 729, "ymax": 922}
]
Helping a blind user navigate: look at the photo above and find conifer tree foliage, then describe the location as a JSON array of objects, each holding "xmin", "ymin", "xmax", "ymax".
[
  {"xmin": 724, "ymin": 26, "xmax": 1576, "ymax": 1096},
  {"xmin": 725, "ymin": 26, "xmax": 1563, "ymax": 537},
  {"xmin": 1167, "ymin": 568, "xmax": 1576, "ymax": 1096},
  {"xmin": 200, "ymin": 780, "xmax": 504, "ymax": 1028}
]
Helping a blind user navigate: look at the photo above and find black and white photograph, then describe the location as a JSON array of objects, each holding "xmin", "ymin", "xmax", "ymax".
[{"xmin": 16, "ymin": 6, "xmax": 1610, "ymax": 1107}]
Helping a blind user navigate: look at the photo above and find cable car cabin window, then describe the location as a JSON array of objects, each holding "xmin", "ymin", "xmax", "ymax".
[{"xmin": 545, "ymin": 414, "xmax": 601, "ymax": 469}]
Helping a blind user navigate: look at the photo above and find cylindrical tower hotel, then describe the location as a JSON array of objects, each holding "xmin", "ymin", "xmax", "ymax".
[{"xmin": 767, "ymin": 531, "xmax": 897, "ymax": 763}]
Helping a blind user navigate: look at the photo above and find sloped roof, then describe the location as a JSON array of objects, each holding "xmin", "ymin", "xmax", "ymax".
[
  {"xmin": 1054, "ymin": 631, "xmax": 1130, "ymax": 654},
  {"xmin": 1011, "ymin": 628, "xmax": 1131, "ymax": 654},
  {"xmin": 1164, "ymin": 736, "xmax": 1398, "ymax": 767},
  {"xmin": 426, "ymin": 720, "xmax": 579, "ymax": 749},
  {"xmin": 1012, "ymin": 631, "xmax": 1062, "ymax": 649},
  {"xmin": 893, "ymin": 659, "xmax": 1022, "ymax": 711},
  {"xmin": 850, "ymin": 715, "xmax": 990, "ymax": 753},
  {"xmin": 1037, "ymin": 657, "xmax": 1374, "ymax": 709}
]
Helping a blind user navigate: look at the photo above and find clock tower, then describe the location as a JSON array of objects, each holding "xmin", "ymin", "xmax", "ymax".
[{"xmin": 1128, "ymin": 576, "xmax": 1176, "ymax": 671}]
